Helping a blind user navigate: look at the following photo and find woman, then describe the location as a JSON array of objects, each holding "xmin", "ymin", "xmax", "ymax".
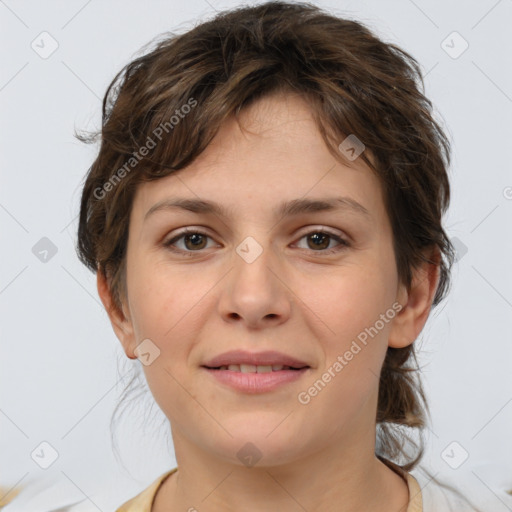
[{"xmin": 75, "ymin": 2, "xmax": 481, "ymax": 510}]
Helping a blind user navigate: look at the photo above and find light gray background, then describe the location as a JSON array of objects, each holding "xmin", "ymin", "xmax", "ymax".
[{"xmin": 1, "ymin": 0, "xmax": 511, "ymax": 510}]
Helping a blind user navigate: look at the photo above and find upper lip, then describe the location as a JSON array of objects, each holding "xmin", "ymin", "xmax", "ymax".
[{"xmin": 202, "ymin": 350, "xmax": 310, "ymax": 368}]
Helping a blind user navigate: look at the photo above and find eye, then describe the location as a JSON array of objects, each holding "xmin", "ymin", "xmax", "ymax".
[
  {"xmin": 163, "ymin": 228, "xmax": 350, "ymax": 256},
  {"xmin": 294, "ymin": 229, "xmax": 349, "ymax": 255},
  {"xmin": 163, "ymin": 228, "xmax": 216, "ymax": 254}
]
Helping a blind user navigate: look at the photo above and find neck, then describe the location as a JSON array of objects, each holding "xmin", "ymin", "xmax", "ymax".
[{"xmin": 153, "ymin": 427, "xmax": 410, "ymax": 512}]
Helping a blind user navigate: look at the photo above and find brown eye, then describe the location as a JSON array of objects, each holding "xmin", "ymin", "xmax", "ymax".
[
  {"xmin": 182, "ymin": 233, "xmax": 208, "ymax": 250},
  {"xmin": 307, "ymin": 232, "xmax": 330, "ymax": 250},
  {"xmin": 163, "ymin": 229, "xmax": 214, "ymax": 254},
  {"xmin": 295, "ymin": 230, "xmax": 349, "ymax": 254},
  {"xmin": 163, "ymin": 228, "xmax": 349, "ymax": 257}
]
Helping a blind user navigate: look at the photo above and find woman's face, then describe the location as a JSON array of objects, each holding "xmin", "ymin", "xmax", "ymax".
[{"xmin": 104, "ymin": 92, "xmax": 414, "ymax": 467}]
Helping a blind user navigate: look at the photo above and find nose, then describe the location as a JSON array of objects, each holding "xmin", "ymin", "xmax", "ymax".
[{"xmin": 217, "ymin": 239, "xmax": 292, "ymax": 330}]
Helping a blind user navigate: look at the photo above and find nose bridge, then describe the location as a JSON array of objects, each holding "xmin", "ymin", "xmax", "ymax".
[
  {"xmin": 219, "ymin": 231, "xmax": 291, "ymax": 327},
  {"xmin": 232, "ymin": 233, "xmax": 278, "ymax": 294}
]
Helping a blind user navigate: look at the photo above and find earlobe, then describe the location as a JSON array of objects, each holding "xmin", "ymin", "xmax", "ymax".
[
  {"xmin": 96, "ymin": 271, "xmax": 137, "ymax": 359},
  {"xmin": 388, "ymin": 248, "xmax": 441, "ymax": 349}
]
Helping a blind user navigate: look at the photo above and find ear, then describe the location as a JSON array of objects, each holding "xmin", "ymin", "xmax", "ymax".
[
  {"xmin": 388, "ymin": 246, "xmax": 441, "ymax": 349},
  {"xmin": 97, "ymin": 270, "xmax": 136, "ymax": 359}
]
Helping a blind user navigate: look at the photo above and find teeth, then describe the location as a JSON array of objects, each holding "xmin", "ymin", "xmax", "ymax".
[
  {"xmin": 218, "ymin": 364, "xmax": 288, "ymax": 373},
  {"xmin": 256, "ymin": 365, "xmax": 273, "ymax": 373}
]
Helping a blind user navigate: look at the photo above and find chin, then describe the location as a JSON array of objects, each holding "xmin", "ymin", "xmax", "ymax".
[{"xmin": 203, "ymin": 420, "xmax": 312, "ymax": 468}]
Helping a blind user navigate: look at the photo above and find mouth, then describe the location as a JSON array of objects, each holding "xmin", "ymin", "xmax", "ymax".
[
  {"xmin": 201, "ymin": 350, "xmax": 311, "ymax": 393},
  {"xmin": 203, "ymin": 364, "xmax": 309, "ymax": 372},
  {"xmin": 202, "ymin": 365, "xmax": 310, "ymax": 393},
  {"xmin": 202, "ymin": 349, "xmax": 311, "ymax": 370}
]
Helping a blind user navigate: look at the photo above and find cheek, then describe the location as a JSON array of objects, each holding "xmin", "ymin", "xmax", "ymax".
[
  {"xmin": 314, "ymin": 262, "xmax": 393, "ymax": 336},
  {"xmin": 309, "ymin": 265, "xmax": 394, "ymax": 389},
  {"xmin": 127, "ymin": 256, "xmax": 203, "ymax": 338},
  {"xmin": 298, "ymin": 279, "xmax": 392, "ymax": 431},
  {"xmin": 126, "ymin": 260, "xmax": 211, "ymax": 401}
]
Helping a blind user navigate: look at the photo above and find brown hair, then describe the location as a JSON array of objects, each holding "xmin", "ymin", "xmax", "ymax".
[{"xmin": 76, "ymin": 1, "xmax": 478, "ymax": 506}]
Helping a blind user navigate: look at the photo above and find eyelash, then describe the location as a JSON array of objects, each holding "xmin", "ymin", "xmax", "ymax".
[{"xmin": 162, "ymin": 227, "xmax": 350, "ymax": 256}]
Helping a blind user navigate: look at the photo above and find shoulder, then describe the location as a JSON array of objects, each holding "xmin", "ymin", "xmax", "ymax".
[
  {"xmin": 402, "ymin": 472, "xmax": 422, "ymax": 512},
  {"xmin": 115, "ymin": 468, "xmax": 178, "ymax": 512},
  {"xmin": 1, "ymin": 468, "xmax": 178, "ymax": 512},
  {"xmin": 405, "ymin": 470, "xmax": 476, "ymax": 512},
  {"xmin": 410, "ymin": 465, "xmax": 512, "ymax": 512}
]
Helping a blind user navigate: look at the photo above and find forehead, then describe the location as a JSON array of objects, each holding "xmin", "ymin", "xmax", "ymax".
[{"xmin": 131, "ymin": 92, "xmax": 388, "ymax": 228}]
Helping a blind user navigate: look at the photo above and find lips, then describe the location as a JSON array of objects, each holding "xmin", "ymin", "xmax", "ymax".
[{"xmin": 202, "ymin": 350, "xmax": 310, "ymax": 370}]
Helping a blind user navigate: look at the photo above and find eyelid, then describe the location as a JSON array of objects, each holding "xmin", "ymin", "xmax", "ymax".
[{"xmin": 294, "ymin": 225, "xmax": 346, "ymax": 239}]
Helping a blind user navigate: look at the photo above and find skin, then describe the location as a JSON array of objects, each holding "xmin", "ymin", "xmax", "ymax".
[{"xmin": 98, "ymin": 91, "xmax": 440, "ymax": 512}]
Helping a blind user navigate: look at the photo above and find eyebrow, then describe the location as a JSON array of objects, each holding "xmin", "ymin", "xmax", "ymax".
[{"xmin": 144, "ymin": 196, "xmax": 371, "ymax": 222}]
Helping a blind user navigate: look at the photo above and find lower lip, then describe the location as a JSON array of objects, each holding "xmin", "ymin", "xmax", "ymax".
[{"xmin": 202, "ymin": 367, "xmax": 309, "ymax": 393}]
